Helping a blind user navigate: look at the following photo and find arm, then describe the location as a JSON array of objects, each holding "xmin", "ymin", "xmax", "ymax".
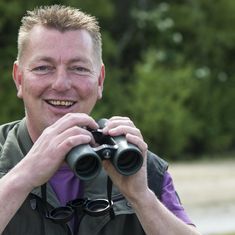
[
  {"xmin": 127, "ymin": 189, "xmax": 200, "ymax": 235},
  {"xmin": 102, "ymin": 116, "xmax": 201, "ymax": 235},
  {"xmin": 0, "ymin": 164, "xmax": 34, "ymax": 234},
  {"xmin": 0, "ymin": 113, "xmax": 98, "ymax": 233}
]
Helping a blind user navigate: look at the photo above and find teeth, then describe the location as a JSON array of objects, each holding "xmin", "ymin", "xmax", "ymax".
[{"xmin": 47, "ymin": 100, "xmax": 74, "ymax": 107}]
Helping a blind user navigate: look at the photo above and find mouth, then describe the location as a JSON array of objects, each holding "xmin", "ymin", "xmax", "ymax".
[{"xmin": 45, "ymin": 99, "xmax": 76, "ymax": 108}]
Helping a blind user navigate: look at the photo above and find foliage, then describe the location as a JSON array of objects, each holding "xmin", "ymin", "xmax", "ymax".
[
  {"xmin": 131, "ymin": 56, "xmax": 201, "ymax": 158},
  {"xmin": 0, "ymin": 0, "xmax": 234, "ymax": 160},
  {"xmin": 116, "ymin": 0, "xmax": 235, "ymax": 158}
]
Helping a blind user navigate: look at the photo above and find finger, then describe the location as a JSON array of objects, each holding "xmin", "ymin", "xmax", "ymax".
[
  {"xmin": 105, "ymin": 125, "xmax": 142, "ymax": 138},
  {"xmin": 57, "ymin": 134, "xmax": 92, "ymax": 155},
  {"xmin": 50, "ymin": 113, "xmax": 98, "ymax": 134},
  {"xmin": 126, "ymin": 133, "xmax": 148, "ymax": 156},
  {"xmin": 105, "ymin": 117, "xmax": 134, "ymax": 128},
  {"xmin": 103, "ymin": 118, "xmax": 136, "ymax": 134},
  {"xmin": 56, "ymin": 125, "xmax": 94, "ymax": 143},
  {"xmin": 108, "ymin": 116, "xmax": 131, "ymax": 121}
]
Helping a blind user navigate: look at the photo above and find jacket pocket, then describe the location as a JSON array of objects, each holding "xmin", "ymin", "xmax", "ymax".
[{"xmin": 112, "ymin": 193, "xmax": 134, "ymax": 215}]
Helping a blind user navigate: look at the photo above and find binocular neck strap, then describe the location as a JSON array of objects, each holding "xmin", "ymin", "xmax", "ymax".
[
  {"xmin": 39, "ymin": 184, "xmax": 47, "ymax": 235},
  {"xmin": 107, "ymin": 176, "xmax": 115, "ymax": 220}
]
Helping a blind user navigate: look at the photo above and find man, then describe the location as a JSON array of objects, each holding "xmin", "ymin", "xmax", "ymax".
[{"xmin": 0, "ymin": 5, "xmax": 201, "ymax": 235}]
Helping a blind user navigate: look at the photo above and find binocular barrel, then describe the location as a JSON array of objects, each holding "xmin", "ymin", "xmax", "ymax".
[
  {"xmin": 111, "ymin": 136, "xmax": 143, "ymax": 176},
  {"xmin": 66, "ymin": 144, "xmax": 102, "ymax": 181}
]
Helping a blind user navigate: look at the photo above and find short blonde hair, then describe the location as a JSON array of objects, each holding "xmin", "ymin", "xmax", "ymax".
[{"xmin": 17, "ymin": 5, "xmax": 102, "ymax": 66}]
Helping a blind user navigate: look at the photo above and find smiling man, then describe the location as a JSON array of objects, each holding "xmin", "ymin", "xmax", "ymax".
[
  {"xmin": 0, "ymin": 5, "xmax": 201, "ymax": 235},
  {"xmin": 14, "ymin": 21, "xmax": 105, "ymax": 141}
]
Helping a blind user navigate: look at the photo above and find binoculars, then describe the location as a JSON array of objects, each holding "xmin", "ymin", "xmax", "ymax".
[{"xmin": 66, "ymin": 119, "xmax": 143, "ymax": 180}]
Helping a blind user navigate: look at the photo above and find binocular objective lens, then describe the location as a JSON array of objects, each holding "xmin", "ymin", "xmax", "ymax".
[
  {"xmin": 117, "ymin": 151, "xmax": 142, "ymax": 174},
  {"xmin": 118, "ymin": 151, "xmax": 139, "ymax": 171},
  {"xmin": 75, "ymin": 155, "xmax": 100, "ymax": 178}
]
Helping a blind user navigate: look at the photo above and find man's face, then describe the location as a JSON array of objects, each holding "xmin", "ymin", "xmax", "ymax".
[{"xmin": 13, "ymin": 25, "xmax": 105, "ymax": 140}]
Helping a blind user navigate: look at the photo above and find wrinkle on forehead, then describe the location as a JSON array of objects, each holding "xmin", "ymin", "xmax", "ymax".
[{"xmin": 20, "ymin": 25, "xmax": 97, "ymax": 69}]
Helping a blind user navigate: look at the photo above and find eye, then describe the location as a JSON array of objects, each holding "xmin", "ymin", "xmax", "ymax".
[
  {"xmin": 69, "ymin": 66, "xmax": 90, "ymax": 74},
  {"xmin": 31, "ymin": 65, "xmax": 55, "ymax": 74}
]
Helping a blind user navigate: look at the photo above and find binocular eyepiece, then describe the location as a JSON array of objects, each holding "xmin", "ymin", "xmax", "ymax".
[{"xmin": 66, "ymin": 119, "xmax": 143, "ymax": 180}]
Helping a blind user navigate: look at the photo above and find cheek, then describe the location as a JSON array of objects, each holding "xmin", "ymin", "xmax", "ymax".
[
  {"xmin": 21, "ymin": 77, "xmax": 46, "ymax": 99},
  {"xmin": 77, "ymin": 79, "xmax": 99, "ymax": 98}
]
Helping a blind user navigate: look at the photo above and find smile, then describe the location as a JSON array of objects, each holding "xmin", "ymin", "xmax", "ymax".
[{"xmin": 46, "ymin": 99, "xmax": 76, "ymax": 107}]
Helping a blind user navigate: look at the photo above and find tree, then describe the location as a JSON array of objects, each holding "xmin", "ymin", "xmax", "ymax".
[{"xmin": 0, "ymin": 0, "xmax": 234, "ymax": 159}]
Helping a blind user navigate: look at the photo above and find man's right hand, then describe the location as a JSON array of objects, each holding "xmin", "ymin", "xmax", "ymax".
[{"xmin": 18, "ymin": 113, "xmax": 98, "ymax": 190}]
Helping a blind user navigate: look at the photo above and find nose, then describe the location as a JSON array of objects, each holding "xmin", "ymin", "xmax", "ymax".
[{"xmin": 52, "ymin": 68, "xmax": 71, "ymax": 91}]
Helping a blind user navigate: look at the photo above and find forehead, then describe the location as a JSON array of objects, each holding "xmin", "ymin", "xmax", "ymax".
[{"xmin": 22, "ymin": 25, "xmax": 94, "ymax": 64}]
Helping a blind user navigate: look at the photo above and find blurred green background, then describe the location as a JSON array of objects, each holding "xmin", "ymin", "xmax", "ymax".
[{"xmin": 0, "ymin": 0, "xmax": 234, "ymax": 160}]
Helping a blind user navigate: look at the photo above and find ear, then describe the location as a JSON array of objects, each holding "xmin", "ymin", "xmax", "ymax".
[
  {"xmin": 97, "ymin": 63, "xmax": 105, "ymax": 100},
  {"xmin": 12, "ymin": 61, "xmax": 23, "ymax": 99}
]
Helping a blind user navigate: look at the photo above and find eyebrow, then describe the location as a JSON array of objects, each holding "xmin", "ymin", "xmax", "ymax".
[
  {"xmin": 69, "ymin": 57, "xmax": 92, "ymax": 65},
  {"xmin": 31, "ymin": 56, "xmax": 92, "ymax": 65}
]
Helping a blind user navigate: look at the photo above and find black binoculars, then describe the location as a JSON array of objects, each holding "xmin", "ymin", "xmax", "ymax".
[{"xmin": 66, "ymin": 119, "xmax": 143, "ymax": 180}]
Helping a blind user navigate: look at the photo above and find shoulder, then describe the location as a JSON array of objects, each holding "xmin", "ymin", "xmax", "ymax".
[
  {"xmin": 0, "ymin": 119, "xmax": 27, "ymax": 176},
  {"xmin": 146, "ymin": 151, "xmax": 169, "ymax": 199},
  {"xmin": 147, "ymin": 151, "xmax": 168, "ymax": 176},
  {"xmin": 0, "ymin": 120, "xmax": 21, "ymax": 145}
]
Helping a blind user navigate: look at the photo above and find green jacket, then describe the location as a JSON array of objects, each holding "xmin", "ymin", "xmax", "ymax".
[{"xmin": 0, "ymin": 119, "xmax": 168, "ymax": 235}]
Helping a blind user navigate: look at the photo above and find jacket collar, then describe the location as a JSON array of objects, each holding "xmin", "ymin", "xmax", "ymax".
[{"xmin": 17, "ymin": 118, "xmax": 33, "ymax": 156}]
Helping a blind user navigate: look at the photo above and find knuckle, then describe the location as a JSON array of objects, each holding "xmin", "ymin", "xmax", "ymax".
[
  {"xmin": 64, "ymin": 112, "xmax": 74, "ymax": 119},
  {"xmin": 136, "ymin": 128, "xmax": 141, "ymax": 135},
  {"xmin": 65, "ymin": 137, "xmax": 76, "ymax": 148},
  {"xmin": 144, "ymin": 142, "xmax": 148, "ymax": 150},
  {"xmin": 71, "ymin": 126, "xmax": 80, "ymax": 133},
  {"xmin": 126, "ymin": 119, "xmax": 133, "ymax": 126},
  {"xmin": 42, "ymin": 127, "xmax": 53, "ymax": 136}
]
